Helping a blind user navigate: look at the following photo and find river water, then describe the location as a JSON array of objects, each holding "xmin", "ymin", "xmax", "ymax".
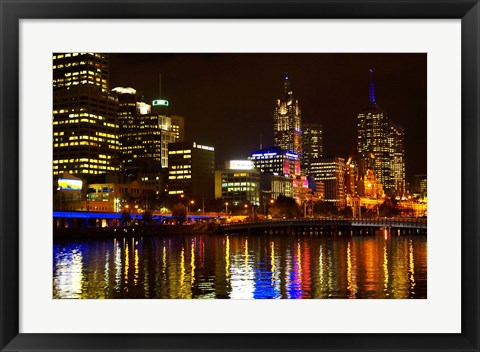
[{"xmin": 53, "ymin": 230, "xmax": 427, "ymax": 299}]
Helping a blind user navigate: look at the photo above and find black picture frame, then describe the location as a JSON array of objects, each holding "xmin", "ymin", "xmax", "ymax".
[{"xmin": 1, "ymin": 1, "xmax": 478, "ymax": 351}]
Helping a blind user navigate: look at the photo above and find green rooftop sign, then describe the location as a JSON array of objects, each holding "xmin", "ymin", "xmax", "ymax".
[{"xmin": 152, "ymin": 99, "xmax": 169, "ymax": 107}]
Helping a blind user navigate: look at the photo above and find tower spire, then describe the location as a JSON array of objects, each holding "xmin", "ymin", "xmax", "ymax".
[
  {"xmin": 284, "ymin": 73, "xmax": 290, "ymax": 94},
  {"xmin": 369, "ymin": 68, "xmax": 376, "ymax": 103}
]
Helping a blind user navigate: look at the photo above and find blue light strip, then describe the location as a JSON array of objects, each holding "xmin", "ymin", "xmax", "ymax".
[{"xmin": 53, "ymin": 211, "xmax": 213, "ymax": 220}]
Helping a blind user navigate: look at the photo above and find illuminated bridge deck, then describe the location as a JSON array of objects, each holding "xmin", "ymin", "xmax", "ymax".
[{"xmin": 220, "ymin": 218, "xmax": 427, "ymax": 234}]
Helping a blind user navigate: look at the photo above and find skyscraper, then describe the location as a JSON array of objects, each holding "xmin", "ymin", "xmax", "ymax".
[
  {"xmin": 301, "ymin": 122, "xmax": 323, "ymax": 174},
  {"xmin": 53, "ymin": 53, "xmax": 120, "ymax": 177},
  {"xmin": 273, "ymin": 74, "xmax": 302, "ymax": 156},
  {"xmin": 113, "ymin": 89, "xmax": 176, "ymax": 174},
  {"xmin": 390, "ymin": 123, "xmax": 406, "ymax": 196},
  {"xmin": 356, "ymin": 69, "xmax": 394, "ymax": 194}
]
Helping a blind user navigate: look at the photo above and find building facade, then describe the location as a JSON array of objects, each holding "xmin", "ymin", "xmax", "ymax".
[
  {"xmin": 170, "ymin": 115, "xmax": 185, "ymax": 142},
  {"xmin": 113, "ymin": 88, "xmax": 177, "ymax": 173},
  {"xmin": 86, "ymin": 180, "xmax": 155, "ymax": 213},
  {"xmin": 309, "ymin": 156, "xmax": 346, "ymax": 208},
  {"xmin": 390, "ymin": 123, "xmax": 406, "ymax": 197},
  {"xmin": 215, "ymin": 160, "xmax": 260, "ymax": 206},
  {"xmin": 273, "ymin": 74, "xmax": 302, "ymax": 156},
  {"xmin": 53, "ymin": 52, "xmax": 109, "ymax": 93},
  {"xmin": 53, "ymin": 53, "xmax": 120, "ymax": 177},
  {"xmin": 249, "ymin": 147, "xmax": 300, "ymax": 177},
  {"xmin": 301, "ymin": 122, "xmax": 323, "ymax": 174},
  {"xmin": 167, "ymin": 142, "xmax": 215, "ymax": 200}
]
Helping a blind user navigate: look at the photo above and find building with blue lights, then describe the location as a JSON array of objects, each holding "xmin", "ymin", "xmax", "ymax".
[
  {"xmin": 249, "ymin": 146, "xmax": 300, "ymax": 177},
  {"xmin": 273, "ymin": 74, "xmax": 302, "ymax": 157}
]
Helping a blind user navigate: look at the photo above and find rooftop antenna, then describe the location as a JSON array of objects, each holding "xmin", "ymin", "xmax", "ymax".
[
  {"xmin": 159, "ymin": 73, "xmax": 162, "ymax": 97},
  {"xmin": 369, "ymin": 68, "xmax": 376, "ymax": 103}
]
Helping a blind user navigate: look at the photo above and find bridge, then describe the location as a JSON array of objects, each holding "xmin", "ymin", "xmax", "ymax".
[{"xmin": 220, "ymin": 218, "xmax": 427, "ymax": 235}]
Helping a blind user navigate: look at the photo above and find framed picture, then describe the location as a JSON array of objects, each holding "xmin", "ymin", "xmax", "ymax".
[{"xmin": 1, "ymin": 0, "xmax": 478, "ymax": 351}]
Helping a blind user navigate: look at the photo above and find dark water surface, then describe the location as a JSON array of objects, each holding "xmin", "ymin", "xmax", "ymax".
[{"xmin": 53, "ymin": 231, "xmax": 427, "ymax": 299}]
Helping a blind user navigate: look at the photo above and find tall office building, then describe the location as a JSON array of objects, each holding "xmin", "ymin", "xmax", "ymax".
[
  {"xmin": 309, "ymin": 156, "xmax": 346, "ymax": 208},
  {"xmin": 53, "ymin": 53, "xmax": 120, "ymax": 177},
  {"xmin": 301, "ymin": 122, "xmax": 323, "ymax": 174},
  {"xmin": 167, "ymin": 142, "xmax": 215, "ymax": 200},
  {"xmin": 53, "ymin": 52, "xmax": 109, "ymax": 93},
  {"xmin": 356, "ymin": 69, "xmax": 394, "ymax": 193},
  {"xmin": 390, "ymin": 123, "xmax": 406, "ymax": 196},
  {"xmin": 273, "ymin": 74, "xmax": 302, "ymax": 156},
  {"xmin": 113, "ymin": 89, "xmax": 176, "ymax": 174}
]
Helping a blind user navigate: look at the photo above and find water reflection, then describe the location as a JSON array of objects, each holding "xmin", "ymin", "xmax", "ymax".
[{"xmin": 53, "ymin": 232, "xmax": 427, "ymax": 299}]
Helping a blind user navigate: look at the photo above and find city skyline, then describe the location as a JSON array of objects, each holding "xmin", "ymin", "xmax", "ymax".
[{"xmin": 109, "ymin": 53, "xmax": 426, "ymax": 181}]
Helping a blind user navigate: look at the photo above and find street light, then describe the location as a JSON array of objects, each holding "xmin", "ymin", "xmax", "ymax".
[
  {"xmin": 225, "ymin": 202, "xmax": 229, "ymax": 216},
  {"xmin": 186, "ymin": 200, "xmax": 194, "ymax": 223}
]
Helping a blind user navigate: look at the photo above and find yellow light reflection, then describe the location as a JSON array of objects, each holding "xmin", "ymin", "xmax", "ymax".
[
  {"xmin": 124, "ymin": 242, "xmax": 129, "ymax": 285},
  {"xmin": 162, "ymin": 245, "xmax": 166, "ymax": 274},
  {"xmin": 383, "ymin": 239, "xmax": 389, "ymax": 296},
  {"xmin": 134, "ymin": 244, "xmax": 139, "ymax": 286},
  {"xmin": 191, "ymin": 241, "xmax": 196, "ymax": 285},
  {"xmin": 297, "ymin": 241, "xmax": 302, "ymax": 283},
  {"xmin": 319, "ymin": 245, "xmax": 324, "ymax": 287},
  {"xmin": 409, "ymin": 239, "xmax": 416, "ymax": 295},
  {"xmin": 346, "ymin": 241, "xmax": 355, "ymax": 298},
  {"xmin": 225, "ymin": 236, "xmax": 230, "ymax": 283},
  {"xmin": 180, "ymin": 245, "xmax": 185, "ymax": 293}
]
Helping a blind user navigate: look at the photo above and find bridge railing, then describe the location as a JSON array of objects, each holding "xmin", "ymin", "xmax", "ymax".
[{"xmin": 221, "ymin": 217, "xmax": 427, "ymax": 227}]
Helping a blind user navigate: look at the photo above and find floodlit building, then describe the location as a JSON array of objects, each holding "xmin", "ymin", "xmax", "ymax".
[
  {"xmin": 356, "ymin": 68, "xmax": 394, "ymax": 193},
  {"xmin": 273, "ymin": 74, "xmax": 302, "ymax": 156}
]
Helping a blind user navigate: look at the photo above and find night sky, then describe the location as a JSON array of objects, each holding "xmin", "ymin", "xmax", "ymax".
[{"xmin": 109, "ymin": 53, "xmax": 426, "ymax": 182}]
